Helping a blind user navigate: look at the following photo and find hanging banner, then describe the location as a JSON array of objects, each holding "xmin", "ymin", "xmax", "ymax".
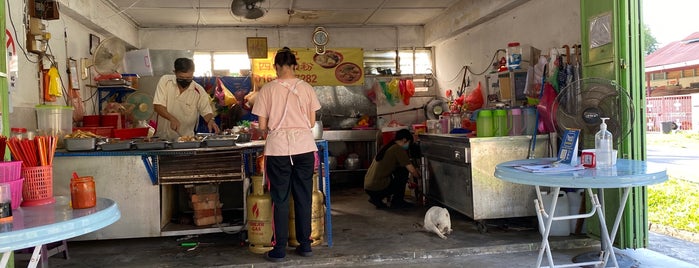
[
  {"xmin": 5, "ymin": 29, "xmax": 18, "ymax": 93},
  {"xmin": 252, "ymin": 48, "xmax": 364, "ymax": 87}
]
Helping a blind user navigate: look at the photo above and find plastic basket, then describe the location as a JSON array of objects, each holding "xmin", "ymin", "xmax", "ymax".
[
  {"xmin": 0, "ymin": 161, "xmax": 23, "ymax": 183},
  {"xmin": 8, "ymin": 178, "xmax": 24, "ymax": 209},
  {"xmin": 113, "ymin": 127, "xmax": 148, "ymax": 140},
  {"xmin": 21, "ymin": 165, "xmax": 55, "ymax": 207}
]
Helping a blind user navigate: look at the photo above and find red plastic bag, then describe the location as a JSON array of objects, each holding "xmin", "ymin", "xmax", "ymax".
[
  {"xmin": 463, "ymin": 82, "xmax": 484, "ymax": 111},
  {"xmin": 536, "ymin": 83, "xmax": 557, "ymax": 133}
]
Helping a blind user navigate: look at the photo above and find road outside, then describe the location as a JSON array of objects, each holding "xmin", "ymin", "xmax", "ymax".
[{"xmin": 646, "ymin": 132, "xmax": 699, "ymax": 265}]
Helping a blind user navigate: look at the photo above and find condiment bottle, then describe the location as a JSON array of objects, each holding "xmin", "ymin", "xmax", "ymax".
[
  {"xmin": 10, "ymin": 127, "xmax": 27, "ymax": 140},
  {"xmin": 71, "ymin": 173, "xmax": 96, "ymax": 209}
]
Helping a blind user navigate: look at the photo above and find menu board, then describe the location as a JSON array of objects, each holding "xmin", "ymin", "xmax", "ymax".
[{"xmin": 251, "ymin": 48, "xmax": 364, "ymax": 87}]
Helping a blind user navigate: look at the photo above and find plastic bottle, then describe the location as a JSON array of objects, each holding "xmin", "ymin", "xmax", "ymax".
[
  {"xmin": 476, "ymin": 109, "xmax": 494, "ymax": 137},
  {"xmin": 595, "ymin": 117, "xmax": 614, "ymax": 169},
  {"xmin": 439, "ymin": 115, "xmax": 449, "ymax": 134},
  {"xmin": 522, "ymin": 107, "xmax": 537, "ymax": 135},
  {"xmin": 10, "ymin": 128, "xmax": 27, "ymax": 139},
  {"xmin": 493, "ymin": 109, "xmax": 508, "ymax": 136},
  {"xmin": 509, "ymin": 108, "xmax": 523, "ymax": 136},
  {"xmin": 507, "ymin": 42, "xmax": 522, "ymax": 71}
]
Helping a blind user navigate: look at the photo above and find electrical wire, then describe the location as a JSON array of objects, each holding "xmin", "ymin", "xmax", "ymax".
[
  {"xmin": 194, "ymin": 0, "xmax": 202, "ymax": 47},
  {"xmin": 5, "ymin": 0, "xmax": 38, "ymax": 63},
  {"xmin": 466, "ymin": 49, "xmax": 506, "ymax": 76}
]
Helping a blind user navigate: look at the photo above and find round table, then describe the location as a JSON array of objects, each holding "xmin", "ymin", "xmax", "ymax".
[
  {"xmin": 0, "ymin": 196, "xmax": 121, "ymax": 268},
  {"xmin": 494, "ymin": 158, "xmax": 667, "ymax": 268}
]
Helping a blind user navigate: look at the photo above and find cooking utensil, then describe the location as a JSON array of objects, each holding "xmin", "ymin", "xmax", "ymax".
[{"xmin": 344, "ymin": 155, "xmax": 360, "ymax": 170}]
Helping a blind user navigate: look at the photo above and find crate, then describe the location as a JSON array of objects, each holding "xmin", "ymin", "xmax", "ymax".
[
  {"xmin": 113, "ymin": 127, "xmax": 149, "ymax": 140},
  {"xmin": 82, "ymin": 115, "xmax": 100, "ymax": 127},
  {"xmin": 0, "ymin": 161, "xmax": 23, "ymax": 182}
]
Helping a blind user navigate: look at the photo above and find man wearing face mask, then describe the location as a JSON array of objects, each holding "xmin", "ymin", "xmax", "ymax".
[
  {"xmin": 153, "ymin": 58, "xmax": 220, "ymax": 140},
  {"xmin": 364, "ymin": 129, "xmax": 421, "ymax": 209}
]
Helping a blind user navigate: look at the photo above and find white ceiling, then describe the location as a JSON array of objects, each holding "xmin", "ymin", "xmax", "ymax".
[{"xmin": 103, "ymin": 0, "xmax": 462, "ymax": 28}]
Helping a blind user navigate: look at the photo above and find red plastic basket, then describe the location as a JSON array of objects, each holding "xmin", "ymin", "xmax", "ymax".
[
  {"xmin": 82, "ymin": 115, "xmax": 101, "ymax": 127},
  {"xmin": 7, "ymin": 178, "xmax": 24, "ymax": 209},
  {"xmin": 0, "ymin": 161, "xmax": 23, "ymax": 182},
  {"xmin": 20, "ymin": 165, "xmax": 55, "ymax": 207}
]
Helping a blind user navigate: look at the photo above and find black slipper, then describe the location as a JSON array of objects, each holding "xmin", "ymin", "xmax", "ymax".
[
  {"xmin": 264, "ymin": 251, "xmax": 286, "ymax": 262},
  {"xmin": 368, "ymin": 198, "xmax": 388, "ymax": 209}
]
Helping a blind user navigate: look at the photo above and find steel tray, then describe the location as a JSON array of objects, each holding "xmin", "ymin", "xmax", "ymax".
[
  {"xmin": 205, "ymin": 137, "xmax": 236, "ymax": 147},
  {"xmin": 100, "ymin": 141, "xmax": 133, "ymax": 151},
  {"xmin": 65, "ymin": 138, "xmax": 96, "ymax": 151},
  {"xmin": 171, "ymin": 141, "xmax": 202, "ymax": 149},
  {"xmin": 134, "ymin": 141, "xmax": 169, "ymax": 150}
]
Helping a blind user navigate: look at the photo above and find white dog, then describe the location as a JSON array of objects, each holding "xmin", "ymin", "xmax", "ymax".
[{"xmin": 419, "ymin": 206, "xmax": 453, "ymax": 239}]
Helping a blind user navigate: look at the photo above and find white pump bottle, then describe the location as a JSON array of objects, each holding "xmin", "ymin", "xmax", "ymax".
[{"xmin": 595, "ymin": 117, "xmax": 614, "ymax": 168}]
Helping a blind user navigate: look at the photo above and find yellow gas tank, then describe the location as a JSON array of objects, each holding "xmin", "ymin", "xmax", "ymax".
[
  {"xmin": 246, "ymin": 175, "xmax": 273, "ymax": 254},
  {"xmin": 289, "ymin": 173, "xmax": 325, "ymax": 246}
]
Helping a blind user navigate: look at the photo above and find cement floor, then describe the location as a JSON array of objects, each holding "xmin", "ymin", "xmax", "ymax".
[{"xmin": 17, "ymin": 186, "xmax": 699, "ymax": 268}]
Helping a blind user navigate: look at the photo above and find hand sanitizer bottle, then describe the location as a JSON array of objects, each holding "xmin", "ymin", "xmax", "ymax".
[{"xmin": 595, "ymin": 117, "xmax": 614, "ymax": 168}]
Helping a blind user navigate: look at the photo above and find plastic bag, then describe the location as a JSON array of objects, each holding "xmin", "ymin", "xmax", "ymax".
[
  {"xmin": 400, "ymin": 79, "xmax": 415, "ymax": 105},
  {"xmin": 215, "ymin": 77, "xmax": 237, "ymax": 107},
  {"xmin": 463, "ymin": 82, "xmax": 484, "ymax": 111},
  {"xmin": 536, "ymin": 83, "xmax": 557, "ymax": 133}
]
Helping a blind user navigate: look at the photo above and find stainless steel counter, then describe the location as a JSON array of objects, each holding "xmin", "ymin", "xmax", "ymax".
[
  {"xmin": 419, "ymin": 133, "xmax": 557, "ymax": 231},
  {"xmin": 322, "ymin": 129, "xmax": 378, "ymax": 141}
]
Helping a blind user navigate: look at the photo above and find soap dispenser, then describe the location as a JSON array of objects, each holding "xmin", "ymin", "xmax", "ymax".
[{"xmin": 595, "ymin": 117, "xmax": 614, "ymax": 168}]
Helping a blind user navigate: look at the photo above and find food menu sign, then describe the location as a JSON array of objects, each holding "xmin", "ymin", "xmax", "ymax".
[{"xmin": 252, "ymin": 48, "xmax": 364, "ymax": 87}]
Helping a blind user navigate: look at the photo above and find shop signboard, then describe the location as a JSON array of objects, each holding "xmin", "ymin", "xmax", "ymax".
[{"xmin": 252, "ymin": 48, "xmax": 364, "ymax": 87}]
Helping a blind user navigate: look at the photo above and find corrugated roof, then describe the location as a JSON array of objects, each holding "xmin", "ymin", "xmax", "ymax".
[{"xmin": 645, "ymin": 32, "xmax": 699, "ymax": 68}]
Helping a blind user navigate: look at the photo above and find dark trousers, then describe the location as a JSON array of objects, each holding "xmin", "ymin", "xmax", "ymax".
[
  {"xmin": 266, "ymin": 152, "xmax": 315, "ymax": 250},
  {"xmin": 366, "ymin": 167, "xmax": 409, "ymax": 204}
]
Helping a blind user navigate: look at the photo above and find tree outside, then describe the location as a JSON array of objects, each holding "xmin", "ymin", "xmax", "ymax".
[{"xmin": 643, "ymin": 24, "xmax": 659, "ymax": 55}]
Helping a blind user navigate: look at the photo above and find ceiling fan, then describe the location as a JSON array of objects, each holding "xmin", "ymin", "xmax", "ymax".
[{"xmin": 231, "ymin": 0, "xmax": 266, "ymax": 20}]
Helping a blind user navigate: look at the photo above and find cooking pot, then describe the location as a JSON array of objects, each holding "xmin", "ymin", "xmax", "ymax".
[
  {"xmin": 344, "ymin": 155, "xmax": 360, "ymax": 170},
  {"xmin": 327, "ymin": 156, "xmax": 337, "ymax": 170},
  {"xmin": 312, "ymin": 121, "xmax": 323, "ymax": 139}
]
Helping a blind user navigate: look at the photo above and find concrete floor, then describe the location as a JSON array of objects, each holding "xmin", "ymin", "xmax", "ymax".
[{"xmin": 16, "ymin": 186, "xmax": 699, "ymax": 268}]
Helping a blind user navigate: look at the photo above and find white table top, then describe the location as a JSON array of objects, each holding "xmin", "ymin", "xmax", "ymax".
[
  {"xmin": 0, "ymin": 196, "xmax": 120, "ymax": 252},
  {"xmin": 494, "ymin": 158, "xmax": 668, "ymax": 188}
]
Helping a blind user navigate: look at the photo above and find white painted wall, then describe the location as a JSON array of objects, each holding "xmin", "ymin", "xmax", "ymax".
[
  {"xmin": 429, "ymin": 0, "xmax": 581, "ymax": 101},
  {"xmin": 7, "ymin": 0, "xmax": 139, "ymax": 129},
  {"xmin": 139, "ymin": 26, "xmax": 424, "ymax": 51}
]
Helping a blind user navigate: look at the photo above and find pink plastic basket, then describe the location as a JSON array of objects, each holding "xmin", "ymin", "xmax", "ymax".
[
  {"xmin": 7, "ymin": 178, "xmax": 23, "ymax": 210},
  {"xmin": 0, "ymin": 161, "xmax": 23, "ymax": 182}
]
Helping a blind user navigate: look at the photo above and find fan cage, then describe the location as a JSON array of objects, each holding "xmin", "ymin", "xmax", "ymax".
[{"xmin": 552, "ymin": 78, "xmax": 634, "ymax": 150}]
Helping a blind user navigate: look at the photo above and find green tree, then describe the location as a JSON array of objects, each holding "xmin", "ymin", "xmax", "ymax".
[{"xmin": 643, "ymin": 24, "xmax": 659, "ymax": 55}]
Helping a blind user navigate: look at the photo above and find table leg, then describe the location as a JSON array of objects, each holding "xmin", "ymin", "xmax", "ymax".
[
  {"xmin": 587, "ymin": 188, "xmax": 619, "ymax": 268},
  {"xmin": 599, "ymin": 187, "xmax": 631, "ymax": 267},
  {"xmin": 534, "ymin": 186, "xmax": 559, "ymax": 268},
  {"xmin": 28, "ymin": 245, "xmax": 42, "ymax": 268},
  {"xmin": 1, "ymin": 252, "xmax": 11, "ymax": 268}
]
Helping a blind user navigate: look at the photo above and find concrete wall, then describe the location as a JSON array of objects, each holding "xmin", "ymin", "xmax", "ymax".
[{"xmin": 428, "ymin": 0, "xmax": 581, "ymax": 101}]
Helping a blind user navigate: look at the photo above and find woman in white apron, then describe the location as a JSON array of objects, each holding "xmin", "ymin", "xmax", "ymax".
[{"xmin": 252, "ymin": 47, "xmax": 321, "ymax": 262}]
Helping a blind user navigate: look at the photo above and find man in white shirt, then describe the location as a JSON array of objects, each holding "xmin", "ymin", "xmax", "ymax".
[{"xmin": 153, "ymin": 58, "xmax": 219, "ymax": 140}]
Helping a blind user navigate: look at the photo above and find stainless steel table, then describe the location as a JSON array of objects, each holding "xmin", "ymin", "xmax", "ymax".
[
  {"xmin": 494, "ymin": 158, "xmax": 667, "ymax": 268},
  {"xmin": 0, "ymin": 196, "xmax": 120, "ymax": 268}
]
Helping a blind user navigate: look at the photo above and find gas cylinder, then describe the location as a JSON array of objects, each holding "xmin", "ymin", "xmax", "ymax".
[
  {"xmin": 289, "ymin": 173, "xmax": 325, "ymax": 246},
  {"xmin": 246, "ymin": 175, "xmax": 273, "ymax": 254}
]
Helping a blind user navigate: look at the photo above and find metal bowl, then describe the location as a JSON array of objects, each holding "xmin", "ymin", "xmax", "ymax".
[
  {"xmin": 344, "ymin": 156, "xmax": 360, "ymax": 170},
  {"xmin": 327, "ymin": 156, "xmax": 337, "ymax": 170}
]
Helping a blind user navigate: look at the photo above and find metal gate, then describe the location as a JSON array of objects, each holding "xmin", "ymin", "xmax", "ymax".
[{"xmin": 646, "ymin": 95, "xmax": 693, "ymax": 132}]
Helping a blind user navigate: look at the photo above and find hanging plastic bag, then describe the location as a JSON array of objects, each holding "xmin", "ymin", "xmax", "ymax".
[
  {"xmin": 48, "ymin": 66, "xmax": 62, "ymax": 97},
  {"xmin": 387, "ymin": 78, "xmax": 400, "ymax": 106},
  {"xmin": 400, "ymin": 79, "xmax": 415, "ymax": 105},
  {"xmin": 215, "ymin": 77, "xmax": 237, "ymax": 107},
  {"xmin": 463, "ymin": 82, "xmax": 484, "ymax": 111},
  {"xmin": 380, "ymin": 81, "xmax": 395, "ymax": 106},
  {"xmin": 536, "ymin": 83, "xmax": 557, "ymax": 133}
]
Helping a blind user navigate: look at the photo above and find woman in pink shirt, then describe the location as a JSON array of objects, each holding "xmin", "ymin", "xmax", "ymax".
[{"xmin": 252, "ymin": 47, "xmax": 321, "ymax": 262}]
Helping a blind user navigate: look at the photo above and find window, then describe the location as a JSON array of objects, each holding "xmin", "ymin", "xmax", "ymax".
[
  {"xmin": 363, "ymin": 48, "xmax": 433, "ymax": 76},
  {"xmin": 193, "ymin": 52, "xmax": 251, "ymax": 77}
]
